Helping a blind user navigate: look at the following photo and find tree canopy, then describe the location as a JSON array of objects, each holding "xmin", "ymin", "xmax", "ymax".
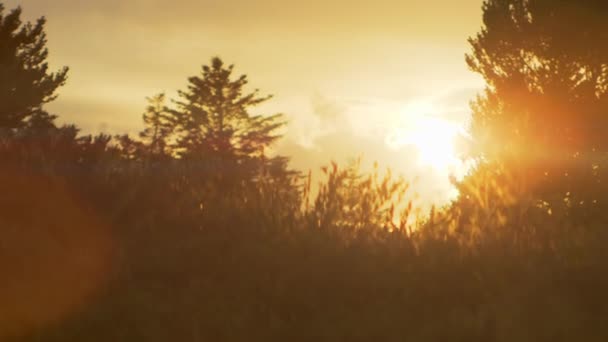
[
  {"xmin": 169, "ymin": 57, "xmax": 285, "ymax": 159},
  {"xmin": 139, "ymin": 93, "xmax": 172, "ymax": 158},
  {"xmin": 467, "ymin": 0, "xmax": 608, "ymax": 162},
  {"xmin": 0, "ymin": 4, "xmax": 68, "ymax": 130}
]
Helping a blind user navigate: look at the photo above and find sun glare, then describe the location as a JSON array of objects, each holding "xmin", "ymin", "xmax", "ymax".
[{"xmin": 386, "ymin": 101, "xmax": 470, "ymax": 181}]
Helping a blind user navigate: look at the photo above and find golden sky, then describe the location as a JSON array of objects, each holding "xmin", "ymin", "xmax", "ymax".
[{"xmin": 8, "ymin": 0, "xmax": 485, "ymax": 204}]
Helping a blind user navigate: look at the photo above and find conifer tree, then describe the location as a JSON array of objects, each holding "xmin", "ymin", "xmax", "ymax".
[
  {"xmin": 467, "ymin": 0, "xmax": 608, "ymax": 162},
  {"xmin": 169, "ymin": 57, "xmax": 285, "ymax": 160},
  {"xmin": 0, "ymin": 4, "xmax": 68, "ymax": 130},
  {"xmin": 466, "ymin": 0, "xmax": 608, "ymax": 205},
  {"xmin": 140, "ymin": 93, "xmax": 172, "ymax": 157}
]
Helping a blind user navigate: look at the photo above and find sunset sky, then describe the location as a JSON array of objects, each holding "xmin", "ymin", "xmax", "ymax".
[{"xmin": 8, "ymin": 0, "xmax": 486, "ymax": 204}]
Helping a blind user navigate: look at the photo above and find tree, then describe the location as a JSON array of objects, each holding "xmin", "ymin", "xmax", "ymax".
[
  {"xmin": 0, "ymin": 4, "xmax": 68, "ymax": 130},
  {"xmin": 168, "ymin": 57, "xmax": 285, "ymax": 159},
  {"xmin": 465, "ymin": 0, "xmax": 608, "ymax": 212},
  {"xmin": 139, "ymin": 93, "xmax": 172, "ymax": 157},
  {"xmin": 467, "ymin": 0, "xmax": 608, "ymax": 161}
]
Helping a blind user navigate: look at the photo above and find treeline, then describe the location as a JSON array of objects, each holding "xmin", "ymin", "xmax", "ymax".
[{"xmin": 2, "ymin": 1, "xmax": 608, "ymax": 341}]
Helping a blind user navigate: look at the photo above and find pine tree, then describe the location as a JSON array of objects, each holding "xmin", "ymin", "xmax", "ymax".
[
  {"xmin": 0, "ymin": 4, "xmax": 68, "ymax": 130},
  {"xmin": 140, "ymin": 93, "xmax": 172, "ymax": 157},
  {"xmin": 467, "ymin": 0, "xmax": 608, "ymax": 162},
  {"xmin": 169, "ymin": 57, "xmax": 285, "ymax": 159},
  {"xmin": 465, "ymin": 0, "xmax": 608, "ymax": 205}
]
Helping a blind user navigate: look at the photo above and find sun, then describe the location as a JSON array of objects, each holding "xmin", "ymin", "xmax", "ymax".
[
  {"xmin": 408, "ymin": 118, "xmax": 461, "ymax": 169},
  {"xmin": 385, "ymin": 101, "xmax": 468, "ymax": 176}
]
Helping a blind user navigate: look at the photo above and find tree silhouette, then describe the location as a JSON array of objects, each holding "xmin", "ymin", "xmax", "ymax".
[
  {"xmin": 168, "ymin": 57, "xmax": 285, "ymax": 159},
  {"xmin": 467, "ymin": 0, "xmax": 608, "ymax": 162},
  {"xmin": 465, "ymin": 0, "xmax": 608, "ymax": 205},
  {"xmin": 139, "ymin": 93, "xmax": 172, "ymax": 158},
  {"xmin": 0, "ymin": 4, "xmax": 68, "ymax": 131}
]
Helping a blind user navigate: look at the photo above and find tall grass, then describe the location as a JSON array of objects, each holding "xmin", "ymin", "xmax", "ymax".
[{"xmin": 3, "ymin": 136, "xmax": 608, "ymax": 341}]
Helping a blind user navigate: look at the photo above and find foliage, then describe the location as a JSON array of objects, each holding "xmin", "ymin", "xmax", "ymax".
[
  {"xmin": 468, "ymin": 0, "xmax": 608, "ymax": 159},
  {"xmin": 0, "ymin": 4, "xmax": 68, "ymax": 130},
  {"xmin": 167, "ymin": 57, "xmax": 285, "ymax": 160},
  {"xmin": 139, "ymin": 93, "xmax": 172, "ymax": 158},
  {"xmin": 466, "ymin": 0, "xmax": 608, "ymax": 208}
]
